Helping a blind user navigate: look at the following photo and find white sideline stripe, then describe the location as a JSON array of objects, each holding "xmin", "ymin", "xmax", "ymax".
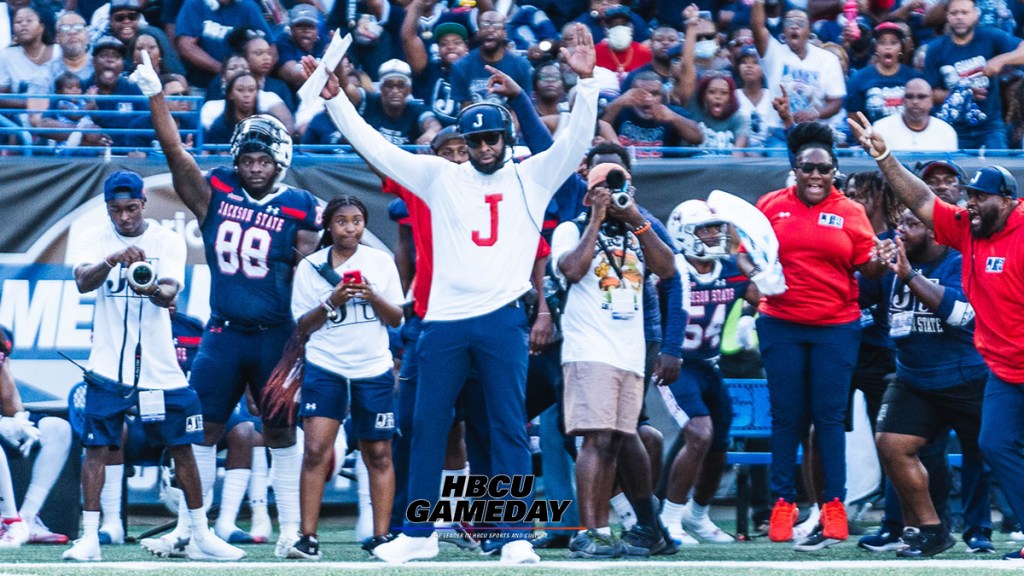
[{"xmin": 5, "ymin": 560, "xmax": 1021, "ymax": 570}]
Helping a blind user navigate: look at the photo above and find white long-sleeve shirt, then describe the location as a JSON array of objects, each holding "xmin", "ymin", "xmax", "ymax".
[{"xmin": 325, "ymin": 77, "xmax": 599, "ymax": 321}]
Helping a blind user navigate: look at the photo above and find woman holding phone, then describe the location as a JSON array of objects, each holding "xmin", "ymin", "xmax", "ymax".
[{"xmin": 288, "ymin": 196, "xmax": 404, "ymax": 560}]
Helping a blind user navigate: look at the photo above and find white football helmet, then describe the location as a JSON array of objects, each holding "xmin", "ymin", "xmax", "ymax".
[
  {"xmin": 230, "ymin": 114, "xmax": 293, "ymax": 182},
  {"xmin": 667, "ymin": 200, "xmax": 730, "ymax": 260}
]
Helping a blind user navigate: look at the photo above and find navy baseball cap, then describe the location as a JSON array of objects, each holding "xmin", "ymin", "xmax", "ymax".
[
  {"xmin": 104, "ymin": 171, "xmax": 145, "ymax": 202},
  {"xmin": 457, "ymin": 104, "xmax": 507, "ymax": 137},
  {"xmin": 93, "ymin": 35, "xmax": 126, "ymax": 55},
  {"xmin": 964, "ymin": 166, "xmax": 1018, "ymax": 199},
  {"xmin": 604, "ymin": 5, "xmax": 632, "ymax": 21},
  {"xmin": 917, "ymin": 159, "xmax": 965, "ymax": 182}
]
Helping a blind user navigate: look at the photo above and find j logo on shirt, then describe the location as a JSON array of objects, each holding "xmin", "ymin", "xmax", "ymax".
[
  {"xmin": 818, "ymin": 213, "xmax": 845, "ymax": 229},
  {"xmin": 985, "ymin": 257, "xmax": 1005, "ymax": 273}
]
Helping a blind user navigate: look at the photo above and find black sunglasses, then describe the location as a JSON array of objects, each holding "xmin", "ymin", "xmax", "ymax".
[
  {"xmin": 798, "ymin": 162, "xmax": 834, "ymax": 174},
  {"xmin": 466, "ymin": 132, "xmax": 501, "ymax": 148},
  {"xmin": 696, "ymin": 33, "xmax": 717, "ymax": 41},
  {"xmin": 112, "ymin": 11, "xmax": 140, "ymax": 22}
]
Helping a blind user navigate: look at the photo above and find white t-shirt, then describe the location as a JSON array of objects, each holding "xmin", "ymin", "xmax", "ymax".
[
  {"xmin": 762, "ymin": 39, "xmax": 845, "ymax": 130},
  {"xmin": 735, "ymin": 88, "xmax": 778, "ymax": 148},
  {"xmin": 200, "ymin": 91, "xmax": 286, "ymax": 129},
  {"xmin": 73, "ymin": 222, "xmax": 188, "ymax": 390},
  {"xmin": 551, "ymin": 221, "xmax": 647, "ymax": 376},
  {"xmin": 291, "ymin": 244, "xmax": 403, "ymax": 379},
  {"xmin": 0, "ymin": 44, "xmax": 61, "ymax": 93},
  {"xmin": 873, "ymin": 114, "xmax": 959, "ymax": 152},
  {"xmin": 324, "ymin": 77, "xmax": 599, "ymax": 321}
]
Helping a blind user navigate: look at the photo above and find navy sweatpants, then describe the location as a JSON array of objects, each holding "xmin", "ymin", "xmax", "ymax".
[
  {"xmin": 757, "ymin": 314, "xmax": 860, "ymax": 503},
  {"xmin": 404, "ymin": 304, "xmax": 532, "ymax": 537},
  {"xmin": 979, "ymin": 374, "xmax": 1024, "ymax": 530}
]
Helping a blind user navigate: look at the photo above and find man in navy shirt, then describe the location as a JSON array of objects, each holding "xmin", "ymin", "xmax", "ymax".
[
  {"xmin": 450, "ymin": 11, "xmax": 533, "ymax": 107},
  {"xmin": 846, "ymin": 23, "xmax": 922, "ymax": 124},
  {"xmin": 401, "ymin": 4, "xmax": 468, "ymax": 126},
  {"xmin": 84, "ymin": 36, "xmax": 146, "ymax": 148},
  {"xmin": 274, "ymin": 4, "xmax": 327, "ymax": 91},
  {"xmin": 174, "ymin": 0, "xmax": 272, "ymax": 87},
  {"xmin": 602, "ymin": 71, "xmax": 702, "ymax": 158},
  {"xmin": 923, "ymin": 0, "xmax": 1024, "ymax": 149}
]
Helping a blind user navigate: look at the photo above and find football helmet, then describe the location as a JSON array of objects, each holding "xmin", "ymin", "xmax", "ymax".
[
  {"xmin": 230, "ymin": 114, "xmax": 293, "ymax": 182},
  {"xmin": 668, "ymin": 200, "xmax": 730, "ymax": 260}
]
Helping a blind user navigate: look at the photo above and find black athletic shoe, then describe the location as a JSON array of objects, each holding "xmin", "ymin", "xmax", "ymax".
[
  {"xmin": 655, "ymin": 525, "xmax": 680, "ymax": 556},
  {"xmin": 965, "ymin": 529, "xmax": 995, "ymax": 553},
  {"xmin": 532, "ymin": 533, "xmax": 572, "ymax": 549},
  {"xmin": 361, "ymin": 533, "xmax": 395, "ymax": 554},
  {"xmin": 1004, "ymin": 547, "xmax": 1024, "ymax": 561},
  {"xmin": 897, "ymin": 527, "xmax": 955, "ymax": 558},
  {"xmin": 287, "ymin": 534, "xmax": 321, "ymax": 560},
  {"xmin": 858, "ymin": 524, "xmax": 905, "ymax": 552},
  {"xmin": 568, "ymin": 530, "xmax": 623, "ymax": 559},
  {"xmin": 792, "ymin": 524, "xmax": 841, "ymax": 552},
  {"xmin": 620, "ymin": 525, "xmax": 665, "ymax": 557},
  {"xmin": 478, "ymin": 538, "xmax": 503, "ymax": 556}
]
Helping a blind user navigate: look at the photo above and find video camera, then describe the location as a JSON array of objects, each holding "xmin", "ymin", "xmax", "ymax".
[{"xmin": 602, "ymin": 168, "xmax": 634, "ymax": 237}]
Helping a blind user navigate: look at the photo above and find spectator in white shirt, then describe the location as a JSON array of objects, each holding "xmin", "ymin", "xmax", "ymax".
[{"xmin": 874, "ymin": 78, "xmax": 959, "ymax": 152}]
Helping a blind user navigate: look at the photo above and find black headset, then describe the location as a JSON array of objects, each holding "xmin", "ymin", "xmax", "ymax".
[
  {"xmin": 455, "ymin": 101, "xmax": 516, "ymax": 145},
  {"xmin": 989, "ymin": 165, "xmax": 1018, "ymax": 198}
]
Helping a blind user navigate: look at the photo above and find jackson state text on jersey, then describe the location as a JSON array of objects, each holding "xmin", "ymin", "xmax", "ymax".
[
  {"xmin": 202, "ymin": 166, "xmax": 320, "ymax": 325},
  {"xmin": 682, "ymin": 256, "xmax": 751, "ymax": 360}
]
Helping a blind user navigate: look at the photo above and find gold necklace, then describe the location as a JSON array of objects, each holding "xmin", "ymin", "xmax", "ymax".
[{"xmin": 24, "ymin": 43, "xmax": 47, "ymax": 64}]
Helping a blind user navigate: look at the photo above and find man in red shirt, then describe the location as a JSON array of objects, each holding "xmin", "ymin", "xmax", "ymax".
[
  {"xmin": 594, "ymin": 6, "xmax": 651, "ymax": 81},
  {"xmin": 850, "ymin": 112, "xmax": 1024, "ymax": 560}
]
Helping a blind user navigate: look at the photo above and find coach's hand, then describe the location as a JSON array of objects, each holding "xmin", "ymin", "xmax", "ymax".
[
  {"xmin": 485, "ymin": 65, "xmax": 522, "ymax": 99},
  {"xmin": 301, "ymin": 55, "xmax": 342, "ymax": 100},
  {"xmin": 529, "ymin": 312, "xmax": 553, "ymax": 355},
  {"xmin": 847, "ymin": 111, "xmax": 889, "ymax": 160},
  {"xmin": 130, "ymin": 50, "xmax": 163, "ymax": 98},
  {"xmin": 561, "ymin": 23, "xmax": 595, "ymax": 79}
]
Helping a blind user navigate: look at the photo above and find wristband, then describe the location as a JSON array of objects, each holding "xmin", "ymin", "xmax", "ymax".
[
  {"xmin": 873, "ymin": 148, "xmax": 891, "ymax": 162},
  {"xmin": 322, "ymin": 299, "xmax": 335, "ymax": 313},
  {"xmin": 631, "ymin": 221, "xmax": 652, "ymax": 235},
  {"xmin": 537, "ymin": 312, "xmax": 552, "ymax": 316},
  {"xmin": 104, "ymin": 256, "xmax": 116, "ymax": 268},
  {"xmin": 905, "ymin": 270, "xmax": 919, "ymax": 283}
]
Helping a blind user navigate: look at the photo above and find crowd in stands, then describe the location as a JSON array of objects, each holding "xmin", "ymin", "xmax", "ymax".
[{"xmin": 2, "ymin": 0, "xmax": 1024, "ymax": 153}]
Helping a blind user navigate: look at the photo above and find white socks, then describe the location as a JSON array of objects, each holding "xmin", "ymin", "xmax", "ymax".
[
  {"xmin": 354, "ymin": 452, "xmax": 373, "ymax": 542},
  {"xmin": 269, "ymin": 443, "xmax": 302, "ymax": 536},
  {"xmin": 689, "ymin": 501, "xmax": 709, "ymax": 520},
  {"xmin": 610, "ymin": 492, "xmax": 637, "ymax": 531},
  {"xmin": 82, "ymin": 510, "xmax": 100, "ymax": 539},
  {"xmin": 661, "ymin": 499, "xmax": 685, "ymax": 527},
  {"xmin": 99, "ymin": 464, "xmax": 124, "ymax": 532},
  {"xmin": 215, "ymin": 468, "xmax": 251, "ymax": 535},
  {"xmin": 20, "ymin": 418, "xmax": 71, "ymax": 520}
]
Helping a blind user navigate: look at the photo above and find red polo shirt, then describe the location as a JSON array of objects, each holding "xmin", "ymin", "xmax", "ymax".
[
  {"xmin": 933, "ymin": 197, "xmax": 1024, "ymax": 383},
  {"xmin": 756, "ymin": 186, "xmax": 875, "ymax": 325}
]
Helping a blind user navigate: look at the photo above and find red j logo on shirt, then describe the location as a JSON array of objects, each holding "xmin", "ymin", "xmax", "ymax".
[{"xmin": 472, "ymin": 194, "xmax": 503, "ymax": 247}]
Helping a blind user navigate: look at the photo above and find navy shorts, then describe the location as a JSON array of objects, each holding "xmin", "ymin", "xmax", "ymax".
[
  {"xmin": 82, "ymin": 372, "xmax": 203, "ymax": 449},
  {"xmin": 299, "ymin": 363, "xmax": 397, "ymax": 441},
  {"xmin": 188, "ymin": 319, "xmax": 293, "ymax": 427},
  {"xmin": 662, "ymin": 359, "xmax": 733, "ymax": 452}
]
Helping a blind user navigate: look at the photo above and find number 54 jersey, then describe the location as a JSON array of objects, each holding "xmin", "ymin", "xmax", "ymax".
[
  {"xmin": 202, "ymin": 167, "xmax": 321, "ymax": 326},
  {"xmin": 680, "ymin": 254, "xmax": 751, "ymax": 361}
]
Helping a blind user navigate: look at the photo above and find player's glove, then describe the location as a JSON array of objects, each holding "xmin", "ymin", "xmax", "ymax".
[
  {"xmin": 751, "ymin": 265, "xmax": 787, "ymax": 296},
  {"xmin": 736, "ymin": 315, "xmax": 757, "ymax": 351},
  {"xmin": 203, "ymin": 0, "xmax": 220, "ymax": 11},
  {"xmin": 129, "ymin": 50, "xmax": 163, "ymax": 98},
  {"xmin": 0, "ymin": 412, "xmax": 40, "ymax": 456}
]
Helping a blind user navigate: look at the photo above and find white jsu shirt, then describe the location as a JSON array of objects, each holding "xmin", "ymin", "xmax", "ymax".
[
  {"xmin": 873, "ymin": 114, "xmax": 959, "ymax": 152},
  {"xmin": 551, "ymin": 221, "xmax": 648, "ymax": 376},
  {"xmin": 291, "ymin": 245, "xmax": 403, "ymax": 379},
  {"xmin": 762, "ymin": 39, "xmax": 846, "ymax": 130},
  {"xmin": 325, "ymin": 78, "xmax": 599, "ymax": 321},
  {"xmin": 73, "ymin": 223, "xmax": 188, "ymax": 391}
]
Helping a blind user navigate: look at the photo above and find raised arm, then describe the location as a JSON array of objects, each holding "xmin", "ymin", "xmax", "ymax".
[
  {"xmin": 305, "ymin": 56, "xmax": 444, "ymax": 200},
  {"xmin": 487, "ymin": 64, "xmax": 554, "ymax": 153},
  {"xmin": 750, "ymin": 0, "xmax": 770, "ymax": 57},
  {"xmin": 848, "ymin": 111, "xmax": 936, "ymax": 228},
  {"xmin": 401, "ymin": 0, "xmax": 430, "ymax": 76},
  {"xmin": 674, "ymin": 6, "xmax": 701, "ymax": 106},
  {"xmin": 131, "ymin": 52, "xmax": 212, "ymax": 223}
]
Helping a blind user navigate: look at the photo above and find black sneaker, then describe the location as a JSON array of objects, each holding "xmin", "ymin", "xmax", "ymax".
[
  {"xmin": 568, "ymin": 530, "xmax": 623, "ymax": 559},
  {"xmin": 655, "ymin": 525, "xmax": 680, "ymax": 556},
  {"xmin": 792, "ymin": 524, "xmax": 841, "ymax": 552},
  {"xmin": 361, "ymin": 533, "xmax": 395, "ymax": 554},
  {"xmin": 287, "ymin": 534, "xmax": 321, "ymax": 560},
  {"xmin": 532, "ymin": 533, "xmax": 572, "ymax": 549},
  {"xmin": 858, "ymin": 524, "xmax": 905, "ymax": 552},
  {"xmin": 965, "ymin": 529, "xmax": 995, "ymax": 553},
  {"xmin": 620, "ymin": 525, "xmax": 667, "ymax": 557},
  {"xmin": 897, "ymin": 527, "xmax": 955, "ymax": 558},
  {"xmin": 478, "ymin": 538, "xmax": 503, "ymax": 556},
  {"xmin": 1004, "ymin": 547, "xmax": 1024, "ymax": 561}
]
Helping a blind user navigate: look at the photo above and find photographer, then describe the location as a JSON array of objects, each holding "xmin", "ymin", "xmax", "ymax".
[
  {"xmin": 64, "ymin": 171, "xmax": 243, "ymax": 562},
  {"xmin": 552, "ymin": 164, "xmax": 675, "ymax": 558}
]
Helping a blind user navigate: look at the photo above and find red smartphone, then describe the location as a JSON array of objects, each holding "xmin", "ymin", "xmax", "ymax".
[{"xmin": 342, "ymin": 270, "xmax": 363, "ymax": 284}]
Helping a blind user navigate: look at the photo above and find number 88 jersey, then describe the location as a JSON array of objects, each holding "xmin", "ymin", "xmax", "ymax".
[
  {"xmin": 679, "ymin": 254, "xmax": 751, "ymax": 361},
  {"xmin": 201, "ymin": 167, "xmax": 321, "ymax": 326}
]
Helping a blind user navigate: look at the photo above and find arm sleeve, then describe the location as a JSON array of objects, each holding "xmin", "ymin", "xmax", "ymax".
[
  {"xmin": 508, "ymin": 90, "xmax": 554, "ymax": 154},
  {"xmin": 158, "ymin": 233, "xmax": 187, "ymax": 288},
  {"xmin": 847, "ymin": 207, "xmax": 877, "ymax": 267},
  {"xmin": 175, "ymin": 0, "xmax": 202, "ymax": 37},
  {"xmin": 644, "ymin": 209, "xmax": 685, "ymax": 356},
  {"xmin": 550, "ymin": 221, "xmax": 583, "ymax": 283},
  {"xmin": 995, "ymin": 29, "xmax": 1022, "ymax": 54},
  {"xmin": 845, "ymin": 75, "xmax": 864, "ymax": 115},
  {"xmin": 323, "ymin": 92, "xmax": 449, "ymax": 204},
  {"xmin": 449, "ymin": 60, "xmax": 469, "ymax": 104},
  {"xmin": 290, "ymin": 260, "xmax": 321, "ymax": 321},
  {"xmin": 72, "ymin": 228, "xmax": 104, "ymax": 269},
  {"xmin": 535, "ymin": 236, "xmax": 551, "ymax": 259},
  {"xmin": 518, "ymin": 78, "xmax": 599, "ymax": 203},
  {"xmin": 922, "ymin": 39, "xmax": 942, "ymax": 88},
  {"xmin": 931, "ymin": 196, "xmax": 970, "ymax": 252},
  {"xmin": 379, "ymin": 255, "xmax": 406, "ymax": 307},
  {"xmin": 823, "ymin": 54, "xmax": 847, "ymax": 99},
  {"xmin": 301, "ymin": 192, "xmax": 322, "ymax": 230},
  {"xmin": 934, "ymin": 253, "xmax": 975, "ymax": 328}
]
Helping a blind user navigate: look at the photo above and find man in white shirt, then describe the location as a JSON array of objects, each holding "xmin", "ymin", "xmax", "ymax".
[
  {"xmin": 874, "ymin": 78, "xmax": 959, "ymax": 152},
  {"xmin": 300, "ymin": 24, "xmax": 598, "ymax": 565},
  {"xmin": 63, "ymin": 171, "xmax": 244, "ymax": 563},
  {"xmin": 750, "ymin": 0, "xmax": 845, "ymax": 140},
  {"xmin": 552, "ymin": 163, "xmax": 677, "ymax": 558}
]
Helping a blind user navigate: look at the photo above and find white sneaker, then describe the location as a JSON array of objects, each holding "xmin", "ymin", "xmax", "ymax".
[
  {"xmin": 249, "ymin": 508, "xmax": 272, "ymax": 543},
  {"xmin": 62, "ymin": 535, "xmax": 101, "ymax": 561},
  {"xmin": 26, "ymin": 515, "xmax": 69, "ymax": 544},
  {"xmin": 0, "ymin": 519, "xmax": 29, "ymax": 548},
  {"xmin": 1012, "ymin": 531, "xmax": 1024, "ymax": 542},
  {"xmin": 140, "ymin": 534, "xmax": 189, "ymax": 558},
  {"xmin": 680, "ymin": 504, "xmax": 735, "ymax": 543},
  {"xmin": 792, "ymin": 506, "xmax": 820, "ymax": 540},
  {"xmin": 500, "ymin": 539, "xmax": 539, "ymax": 564},
  {"xmin": 660, "ymin": 516, "xmax": 699, "ymax": 546},
  {"xmin": 187, "ymin": 532, "xmax": 247, "ymax": 561},
  {"xmin": 274, "ymin": 530, "xmax": 300, "ymax": 559},
  {"xmin": 372, "ymin": 533, "xmax": 439, "ymax": 563},
  {"xmin": 98, "ymin": 523, "xmax": 125, "ymax": 545}
]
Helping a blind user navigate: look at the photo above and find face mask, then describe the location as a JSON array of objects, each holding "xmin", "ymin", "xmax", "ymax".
[
  {"xmin": 607, "ymin": 25, "xmax": 633, "ymax": 51},
  {"xmin": 695, "ymin": 39, "xmax": 718, "ymax": 59}
]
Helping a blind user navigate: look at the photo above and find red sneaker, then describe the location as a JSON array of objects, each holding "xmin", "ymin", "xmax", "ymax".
[
  {"xmin": 768, "ymin": 498, "xmax": 798, "ymax": 542},
  {"xmin": 821, "ymin": 498, "xmax": 849, "ymax": 540}
]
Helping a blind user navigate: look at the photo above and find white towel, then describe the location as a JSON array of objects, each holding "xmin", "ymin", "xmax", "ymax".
[{"xmin": 707, "ymin": 189, "xmax": 787, "ymax": 296}]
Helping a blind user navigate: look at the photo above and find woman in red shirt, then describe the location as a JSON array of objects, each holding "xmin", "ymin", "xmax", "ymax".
[{"xmin": 755, "ymin": 123, "xmax": 895, "ymax": 550}]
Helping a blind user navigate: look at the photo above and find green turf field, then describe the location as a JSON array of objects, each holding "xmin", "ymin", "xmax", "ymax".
[{"xmin": 0, "ymin": 515, "xmax": 1021, "ymax": 576}]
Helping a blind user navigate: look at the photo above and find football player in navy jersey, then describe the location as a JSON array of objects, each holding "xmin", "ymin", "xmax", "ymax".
[
  {"xmin": 131, "ymin": 52, "xmax": 321, "ymax": 559},
  {"xmin": 659, "ymin": 200, "xmax": 760, "ymax": 545}
]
